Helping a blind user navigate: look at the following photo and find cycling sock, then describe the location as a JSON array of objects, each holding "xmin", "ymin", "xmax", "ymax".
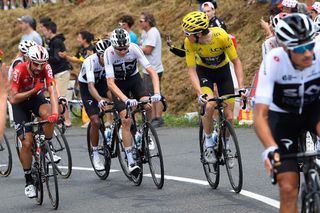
[
  {"xmin": 92, "ymin": 146, "xmax": 99, "ymax": 158},
  {"xmin": 125, "ymin": 147, "xmax": 134, "ymax": 165},
  {"xmin": 204, "ymin": 133, "xmax": 214, "ymax": 147},
  {"xmin": 204, "ymin": 133, "xmax": 212, "ymax": 139},
  {"xmin": 24, "ymin": 169, "xmax": 33, "ymax": 185}
]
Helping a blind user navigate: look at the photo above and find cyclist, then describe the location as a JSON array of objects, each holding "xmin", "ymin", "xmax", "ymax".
[
  {"xmin": 78, "ymin": 39, "xmax": 111, "ymax": 171},
  {"xmin": 181, "ymin": 11, "xmax": 246, "ymax": 164},
  {"xmin": 9, "ymin": 45, "xmax": 59, "ymax": 199},
  {"xmin": 254, "ymin": 13, "xmax": 320, "ymax": 213},
  {"xmin": 104, "ymin": 28, "xmax": 161, "ymax": 176},
  {"xmin": 8, "ymin": 40, "xmax": 37, "ymax": 79}
]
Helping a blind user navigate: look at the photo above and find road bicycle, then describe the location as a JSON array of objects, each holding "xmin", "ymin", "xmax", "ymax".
[
  {"xmin": 0, "ymin": 135, "xmax": 12, "ymax": 177},
  {"xmin": 199, "ymin": 91, "xmax": 246, "ymax": 193}
]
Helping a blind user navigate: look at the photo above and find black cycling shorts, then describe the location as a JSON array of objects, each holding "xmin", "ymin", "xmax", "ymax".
[
  {"xmin": 80, "ymin": 80, "xmax": 108, "ymax": 117},
  {"xmin": 268, "ymin": 103, "xmax": 320, "ymax": 174},
  {"xmin": 12, "ymin": 93, "xmax": 49, "ymax": 137},
  {"xmin": 113, "ymin": 73, "xmax": 149, "ymax": 112},
  {"xmin": 196, "ymin": 63, "xmax": 234, "ymax": 96}
]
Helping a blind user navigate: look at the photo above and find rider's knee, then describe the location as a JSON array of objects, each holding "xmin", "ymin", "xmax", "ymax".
[
  {"xmin": 279, "ymin": 181, "xmax": 298, "ymax": 200},
  {"xmin": 90, "ymin": 117, "xmax": 100, "ymax": 128}
]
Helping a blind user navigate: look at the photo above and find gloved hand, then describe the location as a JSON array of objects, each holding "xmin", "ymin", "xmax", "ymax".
[
  {"xmin": 125, "ymin": 99, "xmax": 138, "ymax": 107},
  {"xmin": 48, "ymin": 113, "xmax": 59, "ymax": 123},
  {"xmin": 151, "ymin": 93, "xmax": 161, "ymax": 103},
  {"xmin": 34, "ymin": 80, "xmax": 44, "ymax": 94},
  {"xmin": 98, "ymin": 100, "xmax": 106, "ymax": 108},
  {"xmin": 198, "ymin": 94, "xmax": 207, "ymax": 106}
]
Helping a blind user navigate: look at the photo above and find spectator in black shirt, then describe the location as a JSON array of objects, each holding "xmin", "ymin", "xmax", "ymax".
[{"xmin": 201, "ymin": 1, "xmax": 227, "ymax": 31}]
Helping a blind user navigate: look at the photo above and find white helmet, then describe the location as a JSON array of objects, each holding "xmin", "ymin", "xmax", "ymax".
[
  {"xmin": 281, "ymin": 0, "xmax": 297, "ymax": 8},
  {"xmin": 18, "ymin": 40, "xmax": 37, "ymax": 55},
  {"xmin": 28, "ymin": 45, "xmax": 49, "ymax": 64},
  {"xmin": 276, "ymin": 13, "xmax": 315, "ymax": 47},
  {"xmin": 315, "ymin": 15, "xmax": 320, "ymax": 32},
  {"xmin": 95, "ymin": 39, "xmax": 111, "ymax": 54},
  {"xmin": 271, "ymin": 13, "xmax": 288, "ymax": 30},
  {"xmin": 110, "ymin": 28, "xmax": 130, "ymax": 48}
]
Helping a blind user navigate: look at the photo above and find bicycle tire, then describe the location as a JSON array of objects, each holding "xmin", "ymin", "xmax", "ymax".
[
  {"xmin": 51, "ymin": 124, "xmax": 72, "ymax": 178},
  {"xmin": 86, "ymin": 122, "xmax": 111, "ymax": 180},
  {"xmin": 32, "ymin": 162, "xmax": 43, "ymax": 205},
  {"xmin": 115, "ymin": 124, "xmax": 132, "ymax": 181},
  {"xmin": 144, "ymin": 122, "xmax": 164, "ymax": 189},
  {"xmin": 69, "ymin": 104, "xmax": 82, "ymax": 118},
  {"xmin": 43, "ymin": 141, "xmax": 59, "ymax": 210},
  {"xmin": 222, "ymin": 120, "xmax": 243, "ymax": 193},
  {"xmin": 199, "ymin": 120, "xmax": 220, "ymax": 189},
  {"xmin": 15, "ymin": 133, "xmax": 22, "ymax": 158},
  {"xmin": 0, "ymin": 135, "xmax": 12, "ymax": 177}
]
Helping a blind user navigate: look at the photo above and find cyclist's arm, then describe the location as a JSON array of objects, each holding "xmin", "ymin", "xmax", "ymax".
[
  {"xmin": 9, "ymin": 89, "xmax": 37, "ymax": 104},
  {"xmin": 145, "ymin": 66, "xmax": 160, "ymax": 94},
  {"xmin": 231, "ymin": 58, "xmax": 245, "ymax": 89},
  {"xmin": 107, "ymin": 78, "xmax": 128, "ymax": 102},
  {"xmin": 47, "ymin": 84, "xmax": 59, "ymax": 115},
  {"xmin": 188, "ymin": 66, "xmax": 202, "ymax": 96},
  {"xmin": 88, "ymin": 82, "xmax": 105, "ymax": 102}
]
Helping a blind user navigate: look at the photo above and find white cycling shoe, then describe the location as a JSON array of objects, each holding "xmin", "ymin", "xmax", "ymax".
[
  {"xmin": 25, "ymin": 184, "xmax": 37, "ymax": 199},
  {"xmin": 93, "ymin": 154, "xmax": 105, "ymax": 171},
  {"xmin": 46, "ymin": 151, "xmax": 61, "ymax": 164},
  {"xmin": 204, "ymin": 146, "xmax": 217, "ymax": 164}
]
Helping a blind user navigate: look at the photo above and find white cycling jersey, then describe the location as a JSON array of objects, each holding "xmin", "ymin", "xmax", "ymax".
[
  {"xmin": 8, "ymin": 57, "xmax": 24, "ymax": 80},
  {"xmin": 104, "ymin": 43, "xmax": 151, "ymax": 80},
  {"xmin": 256, "ymin": 44, "xmax": 320, "ymax": 114},
  {"xmin": 261, "ymin": 36, "xmax": 279, "ymax": 61},
  {"xmin": 78, "ymin": 53, "xmax": 105, "ymax": 84}
]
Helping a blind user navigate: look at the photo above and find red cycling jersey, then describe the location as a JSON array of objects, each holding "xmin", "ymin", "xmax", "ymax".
[{"xmin": 11, "ymin": 62, "xmax": 55, "ymax": 93}]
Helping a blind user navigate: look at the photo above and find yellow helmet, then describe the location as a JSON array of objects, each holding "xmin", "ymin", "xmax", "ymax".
[{"xmin": 181, "ymin": 11, "xmax": 209, "ymax": 33}]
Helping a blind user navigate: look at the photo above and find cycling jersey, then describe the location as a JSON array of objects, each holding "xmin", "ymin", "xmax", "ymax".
[
  {"xmin": 8, "ymin": 57, "xmax": 24, "ymax": 80},
  {"xmin": 78, "ymin": 53, "xmax": 105, "ymax": 84},
  {"xmin": 104, "ymin": 43, "xmax": 151, "ymax": 80},
  {"xmin": 262, "ymin": 36, "xmax": 279, "ymax": 60},
  {"xmin": 256, "ymin": 45, "xmax": 320, "ymax": 114},
  {"xmin": 184, "ymin": 27, "xmax": 238, "ymax": 69},
  {"xmin": 11, "ymin": 62, "xmax": 55, "ymax": 93}
]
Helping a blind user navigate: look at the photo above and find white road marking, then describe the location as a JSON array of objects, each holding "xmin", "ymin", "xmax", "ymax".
[{"xmin": 63, "ymin": 166, "xmax": 280, "ymax": 209}]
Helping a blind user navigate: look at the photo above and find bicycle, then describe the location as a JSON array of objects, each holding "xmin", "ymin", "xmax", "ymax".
[
  {"xmin": 199, "ymin": 91, "xmax": 246, "ymax": 193},
  {"xmin": 86, "ymin": 101, "xmax": 130, "ymax": 180},
  {"xmin": 124, "ymin": 97, "xmax": 167, "ymax": 188},
  {"xmin": 20, "ymin": 119, "xmax": 59, "ymax": 209},
  {"xmin": 0, "ymin": 134, "xmax": 12, "ymax": 177},
  {"xmin": 269, "ymin": 149, "xmax": 320, "ymax": 212}
]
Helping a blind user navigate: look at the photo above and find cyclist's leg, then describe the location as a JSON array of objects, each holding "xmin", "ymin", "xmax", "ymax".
[
  {"xmin": 278, "ymin": 172, "xmax": 299, "ymax": 213},
  {"xmin": 34, "ymin": 94, "xmax": 54, "ymax": 139}
]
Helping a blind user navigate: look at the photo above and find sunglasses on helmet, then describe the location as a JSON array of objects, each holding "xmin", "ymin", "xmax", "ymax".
[{"xmin": 288, "ymin": 42, "xmax": 316, "ymax": 54}]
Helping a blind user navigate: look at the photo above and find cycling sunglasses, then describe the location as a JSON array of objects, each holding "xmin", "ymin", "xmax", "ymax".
[
  {"xmin": 289, "ymin": 42, "xmax": 316, "ymax": 54},
  {"xmin": 114, "ymin": 47, "xmax": 129, "ymax": 52},
  {"xmin": 183, "ymin": 30, "xmax": 199, "ymax": 37}
]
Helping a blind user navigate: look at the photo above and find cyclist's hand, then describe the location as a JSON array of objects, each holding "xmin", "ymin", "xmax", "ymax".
[
  {"xmin": 151, "ymin": 93, "xmax": 161, "ymax": 103},
  {"xmin": 98, "ymin": 99, "xmax": 106, "ymax": 108},
  {"xmin": 48, "ymin": 113, "xmax": 59, "ymax": 123},
  {"xmin": 198, "ymin": 94, "xmax": 207, "ymax": 106},
  {"xmin": 125, "ymin": 99, "xmax": 138, "ymax": 107},
  {"xmin": 262, "ymin": 146, "xmax": 279, "ymax": 176},
  {"xmin": 34, "ymin": 80, "xmax": 44, "ymax": 94}
]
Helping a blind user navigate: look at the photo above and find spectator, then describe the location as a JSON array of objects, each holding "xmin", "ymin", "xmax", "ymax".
[
  {"xmin": 201, "ymin": 1, "xmax": 227, "ymax": 31},
  {"xmin": 278, "ymin": 0, "xmax": 298, "ymax": 13},
  {"xmin": 38, "ymin": 16, "xmax": 52, "ymax": 49},
  {"xmin": 197, "ymin": 0, "xmax": 216, "ymax": 10},
  {"xmin": 139, "ymin": 12, "xmax": 164, "ymax": 128},
  {"xmin": 0, "ymin": 63, "xmax": 9, "ymax": 139},
  {"xmin": 118, "ymin": 15, "xmax": 138, "ymax": 44},
  {"xmin": 17, "ymin": 15, "xmax": 42, "ymax": 45},
  {"xmin": 42, "ymin": 21, "xmax": 72, "ymax": 127},
  {"xmin": 3, "ymin": 0, "xmax": 18, "ymax": 10},
  {"xmin": 308, "ymin": 2, "xmax": 320, "ymax": 20}
]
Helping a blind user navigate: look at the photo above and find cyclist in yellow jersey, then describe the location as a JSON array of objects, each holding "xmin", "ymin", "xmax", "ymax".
[{"xmin": 182, "ymin": 11, "xmax": 246, "ymax": 163}]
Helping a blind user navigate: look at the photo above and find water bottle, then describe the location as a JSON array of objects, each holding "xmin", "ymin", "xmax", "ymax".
[
  {"xmin": 104, "ymin": 126, "xmax": 112, "ymax": 146},
  {"xmin": 134, "ymin": 130, "xmax": 142, "ymax": 149}
]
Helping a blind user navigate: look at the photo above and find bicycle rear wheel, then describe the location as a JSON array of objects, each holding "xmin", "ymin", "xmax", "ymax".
[
  {"xmin": 51, "ymin": 124, "xmax": 72, "ymax": 178},
  {"xmin": 86, "ymin": 122, "xmax": 111, "ymax": 180},
  {"xmin": 199, "ymin": 120, "xmax": 220, "ymax": 189},
  {"xmin": 0, "ymin": 135, "xmax": 12, "ymax": 177},
  {"xmin": 116, "ymin": 124, "xmax": 132, "ymax": 181},
  {"xmin": 222, "ymin": 120, "xmax": 243, "ymax": 193},
  {"xmin": 144, "ymin": 122, "xmax": 164, "ymax": 189},
  {"xmin": 43, "ymin": 141, "xmax": 59, "ymax": 210}
]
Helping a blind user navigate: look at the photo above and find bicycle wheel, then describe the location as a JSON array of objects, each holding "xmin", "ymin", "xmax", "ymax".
[
  {"xmin": 43, "ymin": 141, "xmax": 59, "ymax": 210},
  {"xmin": 15, "ymin": 133, "xmax": 22, "ymax": 158},
  {"xmin": 69, "ymin": 101, "xmax": 82, "ymax": 118},
  {"xmin": 32, "ymin": 163, "xmax": 43, "ymax": 205},
  {"xmin": 86, "ymin": 122, "xmax": 111, "ymax": 180},
  {"xmin": 221, "ymin": 120, "xmax": 243, "ymax": 193},
  {"xmin": 116, "ymin": 124, "xmax": 132, "ymax": 181},
  {"xmin": 144, "ymin": 122, "xmax": 164, "ymax": 189},
  {"xmin": 199, "ymin": 120, "xmax": 220, "ymax": 189},
  {"xmin": 50, "ymin": 124, "xmax": 72, "ymax": 178},
  {"xmin": 0, "ymin": 135, "xmax": 12, "ymax": 177}
]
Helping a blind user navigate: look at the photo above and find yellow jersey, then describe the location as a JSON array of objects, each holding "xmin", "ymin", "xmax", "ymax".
[{"xmin": 184, "ymin": 27, "xmax": 238, "ymax": 69}]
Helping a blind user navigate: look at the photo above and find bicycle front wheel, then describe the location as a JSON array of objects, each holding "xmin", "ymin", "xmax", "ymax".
[
  {"xmin": 51, "ymin": 124, "xmax": 72, "ymax": 178},
  {"xmin": 199, "ymin": 120, "xmax": 220, "ymax": 189},
  {"xmin": 144, "ymin": 122, "xmax": 164, "ymax": 189},
  {"xmin": 86, "ymin": 122, "xmax": 111, "ymax": 180},
  {"xmin": 43, "ymin": 141, "xmax": 59, "ymax": 210},
  {"xmin": 0, "ymin": 135, "xmax": 12, "ymax": 177},
  {"xmin": 221, "ymin": 120, "xmax": 243, "ymax": 193}
]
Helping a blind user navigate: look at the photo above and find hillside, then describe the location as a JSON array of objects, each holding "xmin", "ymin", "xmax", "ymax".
[{"xmin": 0, "ymin": 0, "xmax": 270, "ymax": 114}]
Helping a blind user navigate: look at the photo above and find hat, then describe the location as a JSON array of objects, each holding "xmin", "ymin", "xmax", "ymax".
[
  {"xmin": 17, "ymin": 15, "xmax": 35, "ymax": 26},
  {"xmin": 312, "ymin": 2, "xmax": 320, "ymax": 13},
  {"xmin": 201, "ymin": 2, "xmax": 215, "ymax": 11},
  {"xmin": 281, "ymin": 0, "xmax": 297, "ymax": 8}
]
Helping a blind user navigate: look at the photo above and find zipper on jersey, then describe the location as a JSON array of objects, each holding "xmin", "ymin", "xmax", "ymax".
[{"xmin": 299, "ymin": 72, "xmax": 305, "ymax": 114}]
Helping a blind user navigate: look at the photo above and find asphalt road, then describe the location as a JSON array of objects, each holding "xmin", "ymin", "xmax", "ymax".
[{"xmin": 0, "ymin": 127, "xmax": 279, "ymax": 213}]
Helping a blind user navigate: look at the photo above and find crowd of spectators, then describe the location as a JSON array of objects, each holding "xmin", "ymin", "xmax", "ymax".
[{"xmin": 1, "ymin": 0, "xmax": 84, "ymax": 10}]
